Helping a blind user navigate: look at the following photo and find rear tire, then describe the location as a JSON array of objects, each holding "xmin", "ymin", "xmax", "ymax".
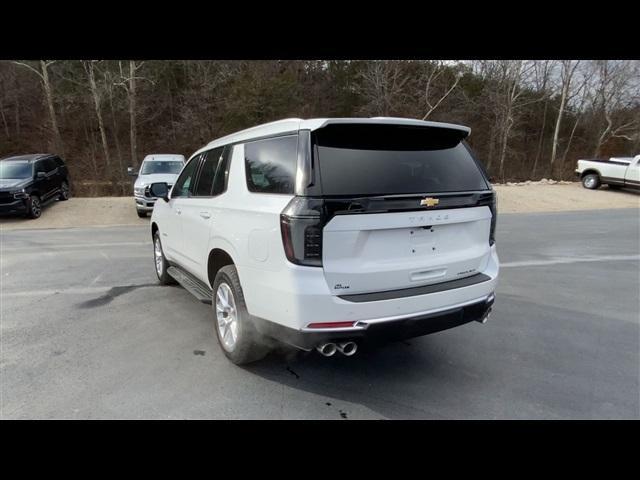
[
  {"xmin": 213, "ymin": 265, "xmax": 269, "ymax": 365},
  {"xmin": 582, "ymin": 173, "xmax": 600, "ymax": 190},
  {"xmin": 26, "ymin": 195, "xmax": 41, "ymax": 219},
  {"xmin": 153, "ymin": 231, "xmax": 176, "ymax": 285},
  {"xmin": 137, "ymin": 209, "xmax": 147, "ymax": 218},
  {"xmin": 58, "ymin": 180, "xmax": 70, "ymax": 201}
]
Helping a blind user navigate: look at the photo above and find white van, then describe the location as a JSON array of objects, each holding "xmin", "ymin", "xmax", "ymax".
[{"xmin": 148, "ymin": 118, "xmax": 499, "ymax": 364}]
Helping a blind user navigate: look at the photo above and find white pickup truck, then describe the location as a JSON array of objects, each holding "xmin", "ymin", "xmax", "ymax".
[{"xmin": 576, "ymin": 155, "xmax": 640, "ymax": 190}]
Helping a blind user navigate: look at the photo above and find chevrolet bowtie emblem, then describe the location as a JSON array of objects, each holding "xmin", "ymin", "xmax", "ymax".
[{"xmin": 420, "ymin": 197, "xmax": 439, "ymax": 207}]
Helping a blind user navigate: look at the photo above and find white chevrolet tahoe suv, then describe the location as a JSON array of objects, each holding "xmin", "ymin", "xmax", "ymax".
[
  {"xmin": 148, "ymin": 118, "xmax": 499, "ymax": 365},
  {"xmin": 128, "ymin": 154, "xmax": 186, "ymax": 217}
]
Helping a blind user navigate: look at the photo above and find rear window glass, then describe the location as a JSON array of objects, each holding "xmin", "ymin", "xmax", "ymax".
[
  {"xmin": 245, "ymin": 135, "xmax": 298, "ymax": 194},
  {"xmin": 313, "ymin": 124, "xmax": 488, "ymax": 196}
]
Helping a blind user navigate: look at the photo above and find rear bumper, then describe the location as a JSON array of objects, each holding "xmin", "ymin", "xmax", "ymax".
[
  {"xmin": 241, "ymin": 244, "xmax": 499, "ymax": 334},
  {"xmin": 255, "ymin": 293, "xmax": 495, "ymax": 350},
  {"xmin": 0, "ymin": 199, "xmax": 28, "ymax": 215}
]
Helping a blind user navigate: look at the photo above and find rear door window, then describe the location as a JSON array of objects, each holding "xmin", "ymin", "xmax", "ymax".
[
  {"xmin": 245, "ymin": 135, "xmax": 298, "ymax": 194},
  {"xmin": 194, "ymin": 147, "xmax": 223, "ymax": 197},
  {"xmin": 313, "ymin": 124, "xmax": 489, "ymax": 196},
  {"xmin": 43, "ymin": 158, "xmax": 58, "ymax": 172}
]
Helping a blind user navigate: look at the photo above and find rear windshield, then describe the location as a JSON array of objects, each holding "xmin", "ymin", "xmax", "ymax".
[{"xmin": 313, "ymin": 124, "xmax": 488, "ymax": 196}]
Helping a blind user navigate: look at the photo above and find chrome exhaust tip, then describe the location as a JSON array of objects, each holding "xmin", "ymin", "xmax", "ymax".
[
  {"xmin": 317, "ymin": 343, "xmax": 337, "ymax": 357},
  {"xmin": 337, "ymin": 341, "xmax": 358, "ymax": 356},
  {"xmin": 477, "ymin": 308, "xmax": 492, "ymax": 324}
]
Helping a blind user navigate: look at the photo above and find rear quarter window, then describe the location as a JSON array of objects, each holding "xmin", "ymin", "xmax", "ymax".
[{"xmin": 245, "ymin": 135, "xmax": 298, "ymax": 194}]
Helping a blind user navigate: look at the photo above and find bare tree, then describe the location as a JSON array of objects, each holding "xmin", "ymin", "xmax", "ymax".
[
  {"xmin": 356, "ymin": 61, "xmax": 409, "ymax": 116},
  {"xmin": 83, "ymin": 61, "xmax": 112, "ymax": 176},
  {"xmin": 477, "ymin": 60, "xmax": 537, "ymax": 182},
  {"xmin": 117, "ymin": 61, "xmax": 145, "ymax": 169},
  {"xmin": 421, "ymin": 61, "xmax": 462, "ymax": 120},
  {"xmin": 559, "ymin": 67, "xmax": 594, "ymax": 170},
  {"xmin": 587, "ymin": 60, "xmax": 640, "ymax": 156},
  {"xmin": 12, "ymin": 60, "xmax": 64, "ymax": 154},
  {"xmin": 530, "ymin": 60, "xmax": 555, "ymax": 178},
  {"xmin": 102, "ymin": 66, "xmax": 127, "ymax": 193},
  {"xmin": 549, "ymin": 60, "xmax": 582, "ymax": 175}
]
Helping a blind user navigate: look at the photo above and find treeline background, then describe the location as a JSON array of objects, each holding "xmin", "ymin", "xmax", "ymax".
[{"xmin": 1, "ymin": 60, "xmax": 638, "ymax": 195}]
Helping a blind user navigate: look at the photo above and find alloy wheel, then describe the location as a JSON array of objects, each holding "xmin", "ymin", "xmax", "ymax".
[{"xmin": 216, "ymin": 283, "xmax": 238, "ymax": 351}]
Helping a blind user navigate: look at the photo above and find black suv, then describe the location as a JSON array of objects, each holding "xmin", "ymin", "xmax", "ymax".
[{"xmin": 0, "ymin": 154, "xmax": 70, "ymax": 219}]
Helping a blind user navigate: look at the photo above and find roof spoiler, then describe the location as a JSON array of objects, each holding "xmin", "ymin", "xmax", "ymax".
[{"xmin": 310, "ymin": 117, "xmax": 471, "ymax": 139}]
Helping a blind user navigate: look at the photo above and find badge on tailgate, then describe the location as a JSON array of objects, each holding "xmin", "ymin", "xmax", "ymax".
[{"xmin": 420, "ymin": 197, "xmax": 439, "ymax": 207}]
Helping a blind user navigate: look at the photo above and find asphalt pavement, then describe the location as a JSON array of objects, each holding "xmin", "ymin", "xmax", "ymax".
[{"xmin": 1, "ymin": 208, "xmax": 638, "ymax": 419}]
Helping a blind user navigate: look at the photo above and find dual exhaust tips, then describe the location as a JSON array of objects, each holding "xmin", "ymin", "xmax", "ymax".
[{"xmin": 316, "ymin": 341, "xmax": 358, "ymax": 357}]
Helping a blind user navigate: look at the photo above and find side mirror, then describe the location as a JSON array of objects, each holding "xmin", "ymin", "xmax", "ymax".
[
  {"xmin": 149, "ymin": 182, "xmax": 169, "ymax": 202},
  {"xmin": 36, "ymin": 171, "xmax": 46, "ymax": 179},
  {"xmin": 127, "ymin": 166, "xmax": 138, "ymax": 177}
]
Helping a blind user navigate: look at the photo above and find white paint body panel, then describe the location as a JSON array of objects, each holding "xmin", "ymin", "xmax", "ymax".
[{"xmin": 322, "ymin": 206, "xmax": 492, "ymax": 295}]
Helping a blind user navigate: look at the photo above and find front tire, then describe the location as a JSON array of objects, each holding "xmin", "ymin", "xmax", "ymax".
[
  {"xmin": 582, "ymin": 173, "xmax": 601, "ymax": 190},
  {"xmin": 137, "ymin": 209, "xmax": 147, "ymax": 218},
  {"xmin": 153, "ymin": 231, "xmax": 175, "ymax": 285},
  {"xmin": 213, "ymin": 265, "xmax": 269, "ymax": 365},
  {"xmin": 26, "ymin": 195, "xmax": 42, "ymax": 219}
]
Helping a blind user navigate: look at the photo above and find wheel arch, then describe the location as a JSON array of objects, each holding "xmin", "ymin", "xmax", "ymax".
[
  {"xmin": 207, "ymin": 248, "xmax": 236, "ymax": 289},
  {"xmin": 581, "ymin": 168, "xmax": 601, "ymax": 179}
]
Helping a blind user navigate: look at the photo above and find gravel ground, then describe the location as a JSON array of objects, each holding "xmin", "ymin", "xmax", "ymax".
[{"xmin": 0, "ymin": 183, "xmax": 638, "ymax": 231}]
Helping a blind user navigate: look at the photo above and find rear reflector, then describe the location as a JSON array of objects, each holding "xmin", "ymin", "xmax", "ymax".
[{"xmin": 307, "ymin": 321, "xmax": 355, "ymax": 329}]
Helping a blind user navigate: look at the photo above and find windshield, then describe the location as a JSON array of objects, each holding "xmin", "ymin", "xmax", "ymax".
[
  {"xmin": 0, "ymin": 162, "xmax": 32, "ymax": 180},
  {"xmin": 140, "ymin": 160, "xmax": 183, "ymax": 175}
]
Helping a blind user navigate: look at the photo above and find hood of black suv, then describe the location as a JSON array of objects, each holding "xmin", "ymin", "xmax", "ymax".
[{"xmin": 0, "ymin": 178, "xmax": 32, "ymax": 191}]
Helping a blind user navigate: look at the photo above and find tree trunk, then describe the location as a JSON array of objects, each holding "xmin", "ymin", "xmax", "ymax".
[
  {"xmin": 532, "ymin": 99, "xmax": 548, "ymax": 179},
  {"xmin": 107, "ymin": 83, "xmax": 127, "ymax": 195},
  {"xmin": 550, "ymin": 82, "xmax": 569, "ymax": 177},
  {"xmin": 498, "ymin": 116, "xmax": 512, "ymax": 183},
  {"xmin": 83, "ymin": 120, "xmax": 99, "ymax": 179},
  {"xmin": 14, "ymin": 73, "xmax": 20, "ymax": 137},
  {"xmin": 41, "ymin": 61, "xmax": 63, "ymax": 155},
  {"xmin": 0, "ymin": 95, "xmax": 9, "ymax": 138},
  {"xmin": 560, "ymin": 114, "xmax": 581, "ymax": 176},
  {"xmin": 87, "ymin": 62, "xmax": 112, "ymax": 177},
  {"xmin": 129, "ymin": 60, "xmax": 138, "ymax": 169}
]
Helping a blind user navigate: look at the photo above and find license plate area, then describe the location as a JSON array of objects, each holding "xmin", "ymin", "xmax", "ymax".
[{"xmin": 409, "ymin": 225, "xmax": 437, "ymax": 256}]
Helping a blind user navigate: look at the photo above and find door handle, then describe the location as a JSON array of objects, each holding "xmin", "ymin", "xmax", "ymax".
[
  {"xmin": 199, "ymin": 212, "xmax": 211, "ymax": 219},
  {"xmin": 175, "ymin": 208, "xmax": 182, "ymax": 215}
]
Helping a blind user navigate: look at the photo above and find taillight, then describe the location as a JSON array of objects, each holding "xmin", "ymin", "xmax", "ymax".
[
  {"xmin": 489, "ymin": 190, "xmax": 497, "ymax": 246},
  {"xmin": 280, "ymin": 197, "xmax": 326, "ymax": 267}
]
